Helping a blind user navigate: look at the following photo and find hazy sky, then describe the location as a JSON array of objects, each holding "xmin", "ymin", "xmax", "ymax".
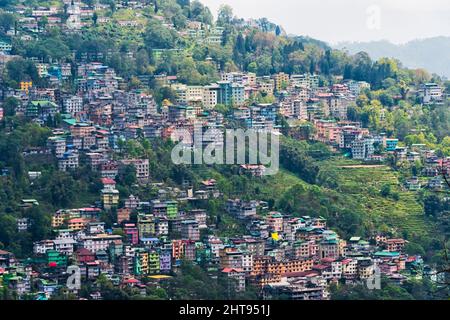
[{"xmin": 200, "ymin": 0, "xmax": 450, "ymax": 44}]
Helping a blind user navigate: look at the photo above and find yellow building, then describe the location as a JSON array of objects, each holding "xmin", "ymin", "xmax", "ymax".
[
  {"xmin": 149, "ymin": 251, "xmax": 160, "ymax": 274},
  {"xmin": 101, "ymin": 189, "xmax": 119, "ymax": 209},
  {"xmin": 136, "ymin": 250, "xmax": 149, "ymax": 275},
  {"xmin": 274, "ymin": 72, "xmax": 289, "ymax": 92},
  {"xmin": 138, "ymin": 215, "xmax": 155, "ymax": 238},
  {"xmin": 52, "ymin": 213, "xmax": 67, "ymax": 228},
  {"xmin": 20, "ymin": 81, "xmax": 33, "ymax": 93}
]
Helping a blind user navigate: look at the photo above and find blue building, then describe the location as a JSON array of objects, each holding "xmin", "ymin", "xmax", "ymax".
[
  {"xmin": 217, "ymin": 81, "xmax": 245, "ymax": 106},
  {"xmin": 385, "ymin": 138, "xmax": 399, "ymax": 152}
]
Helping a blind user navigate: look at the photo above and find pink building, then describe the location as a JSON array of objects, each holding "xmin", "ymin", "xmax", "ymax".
[{"xmin": 124, "ymin": 223, "xmax": 139, "ymax": 245}]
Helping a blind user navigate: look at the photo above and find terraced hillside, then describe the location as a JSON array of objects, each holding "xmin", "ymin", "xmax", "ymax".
[{"xmin": 321, "ymin": 158, "xmax": 431, "ymax": 238}]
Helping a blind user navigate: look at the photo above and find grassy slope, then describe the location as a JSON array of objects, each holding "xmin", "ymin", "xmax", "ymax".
[
  {"xmin": 202, "ymin": 156, "xmax": 430, "ymax": 239},
  {"xmin": 318, "ymin": 158, "xmax": 431, "ymax": 238}
]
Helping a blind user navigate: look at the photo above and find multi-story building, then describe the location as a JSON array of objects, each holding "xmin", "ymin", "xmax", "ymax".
[
  {"xmin": 101, "ymin": 188, "xmax": 119, "ymax": 209},
  {"xmin": 342, "ymin": 258, "xmax": 358, "ymax": 279},
  {"xmin": 67, "ymin": 218, "xmax": 88, "ymax": 231},
  {"xmin": 266, "ymin": 212, "xmax": 284, "ymax": 233},
  {"xmin": 384, "ymin": 138, "xmax": 399, "ymax": 152},
  {"xmin": 351, "ymin": 137, "xmax": 375, "ymax": 160},
  {"xmin": 58, "ymin": 152, "xmax": 79, "ymax": 171},
  {"xmin": 63, "ymin": 96, "xmax": 83, "ymax": 115},
  {"xmin": 81, "ymin": 234, "xmax": 123, "ymax": 253},
  {"xmin": 273, "ymin": 72, "xmax": 290, "ymax": 92},
  {"xmin": 120, "ymin": 159, "xmax": 150, "ymax": 182},
  {"xmin": 172, "ymin": 240, "xmax": 185, "ymax": 261},
  {"xmin": 383, "ymin": 239, "xmax": 406, "ymax": 252},
  {"xmin": 148, "ymin": 251, "xmax": 160, "ymax": 274},
  {"xmin": 219, "ymin": 248, "xmax": 243, "ymax": 269},
  {"xmin": 33, "ymin": 240, "xmax": 55, "ymax": 255},
  {"xmin": 290, "ymin": 73, "xmax": 319, "ymax": 89},
  {"xmin": 419, "ymin": 83, "xmax": 444, "ymax": 104},
  {"xmin": 226, "ymin": 199, "xmax": 257, "ymax": 219},
  {"xmin": 203, "ymin": 84, "xmax": 219, "ymax": 109},
  {"xmin": 217, "ymin": 81, "xmax": 245, "ymax": 106},
  {"xmin": 138, "ymin": 214, "xmax": 155, "ymax": 239},
  {"xmin": 181, "ymin": 220, "xmax": 200, "ymax": 241},
  {"xmin": 318, "ymin": 239, "xmax": 340, "ymax": 259},
  {"xmin": 222, "ymin": 268, "xmax": 246, "ymax": 292},
  {"xmin": 124, "ymin": 224, "xmax": 139, "ymax": 245}
]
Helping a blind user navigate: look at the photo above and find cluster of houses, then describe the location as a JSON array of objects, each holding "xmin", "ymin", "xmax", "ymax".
[
  {"xmin": 0, "ymin": 1, "xmax": 447, "ymax": 301},
  {"xmin": 1, "ymin": 187, "xmax": 428, "ymax": 300},
  {"xmin": 401, "ymin": 148, "xmax": 450, "ymax": 191},
  {"xmin": 312, "ymin": 118, "xmax": 450, "ymax": 190}
]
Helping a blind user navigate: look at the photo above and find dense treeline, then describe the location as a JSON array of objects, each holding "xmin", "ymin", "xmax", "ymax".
[{"xmin": 2, "ymin": 0, "xmax": 445, "ymax": 92}]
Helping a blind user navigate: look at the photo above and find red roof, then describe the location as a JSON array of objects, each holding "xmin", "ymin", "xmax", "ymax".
[
  {"xmin": 123, "ymin": 278, "xmax": 140, "ymax": 284},
  {"xmin": 341, "ymin": 259, "xmax": 353, "ymax": 265},
  {"xmin": 312, "ymin": 264, "xmax": 329, "ymax": 271},
  {"xmin": 222, "ymin": 268, "xmax": 244, "ymax": 273},
  {"xmin": 101, "ymin": 178, "xmax": 116, "ymax": 185},
  {"xmin": 76, "ymin": 248, "xmax": 94, "ymax": 256},
  {"xmin": 68, "ymin": 218, "xmax": 86, "ymax": 223}
]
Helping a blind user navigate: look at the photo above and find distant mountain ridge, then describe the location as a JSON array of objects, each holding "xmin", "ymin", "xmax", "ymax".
[{"xmin": 335, "ymin": 37, "xmax": 450, "ymax": 78}]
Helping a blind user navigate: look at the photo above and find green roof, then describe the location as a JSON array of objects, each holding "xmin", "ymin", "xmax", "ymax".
[
  {"xmin": 63, "ymin": 118, "xmax": 77, "ymax": 126},
  {"xmin": 30, "ymin": 101, "xmax": 57, "ymax": 107},
  {"xmin": 374, "ymin": 251, "xmax": 400, "ymax": 257}
]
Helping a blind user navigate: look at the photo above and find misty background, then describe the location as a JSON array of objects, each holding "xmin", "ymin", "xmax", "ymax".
[{"xmin": 201, "ymin": 0, "xmax": 450, "ymax": 77}]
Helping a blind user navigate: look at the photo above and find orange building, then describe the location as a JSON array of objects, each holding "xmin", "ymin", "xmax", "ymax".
[
  {"xmin": 68, "ymin": 218, "xmax": 88, "ymax": 231},
  {"xmin": 70, "ymin": 123, "xmax": 96, "ymax": 137},
  {"xmin": 251, "ymin": 256, "xmax": 313, "ymax": 277},
  {"xmin": 172, "ymin": 240, "xmax": 185, "ymax": 260},
  {"xmin": 20, "ymin": 81, "xmax": 33, "ymax": 93}
]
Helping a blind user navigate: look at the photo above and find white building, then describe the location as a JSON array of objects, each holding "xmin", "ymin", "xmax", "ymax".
[
  {"xmin": 120, "ymin": 159, "xmax": 149, "ymax": 182},
  {"xmin": 292, "ymin": 99, "xmax": 308, "ymax": 120},
  {"xmin": 53, "ymin": 238, "xmax": 77, "ymax": 255},
  {"xmin": 63, "ymin": 96, "xmax": 83, "ymax": 115},
  {"xmin": 351, "ymin": 138, "xmax": 375, "ymax": 160},
  {"xmin": 203, "ymin": 84, "xmax": 219, "ymax": 109},
  {"xmin": 419, "ymin": 83, "xmax": 444, "ymax": 104},
  {"xmin": 17, "ymin": 218, "xmax": 30, "ymax": 232},
  {"xmin": 33, "ymin": 240, "xmax": 55, "ymax": 255},
  {"xmin": 58, "ymin": 152, "xmax": 79, "ymax": 171},
  {"xmin": 81, "ymin": 234, "xmax": 122, "ymax": 253}
]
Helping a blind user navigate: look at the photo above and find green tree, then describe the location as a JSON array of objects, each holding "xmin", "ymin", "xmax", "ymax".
[
  {"xmin": 1, "ymin": 96, "xmax": 19, "ymax": 116},
  {"xmin": 380, "ymin": 184, "xmax": 391, "ymax": 197},
  {"xmin": 217, "ymin": 4, "xmax": 233, "ymax": 26},
  {"xmin": 144, "ymin": 19, "xmax": 179, "ymax": 49},
  {"xmin": 0, "ymin": 11, "xmax": 15, "ymax": 33}
]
